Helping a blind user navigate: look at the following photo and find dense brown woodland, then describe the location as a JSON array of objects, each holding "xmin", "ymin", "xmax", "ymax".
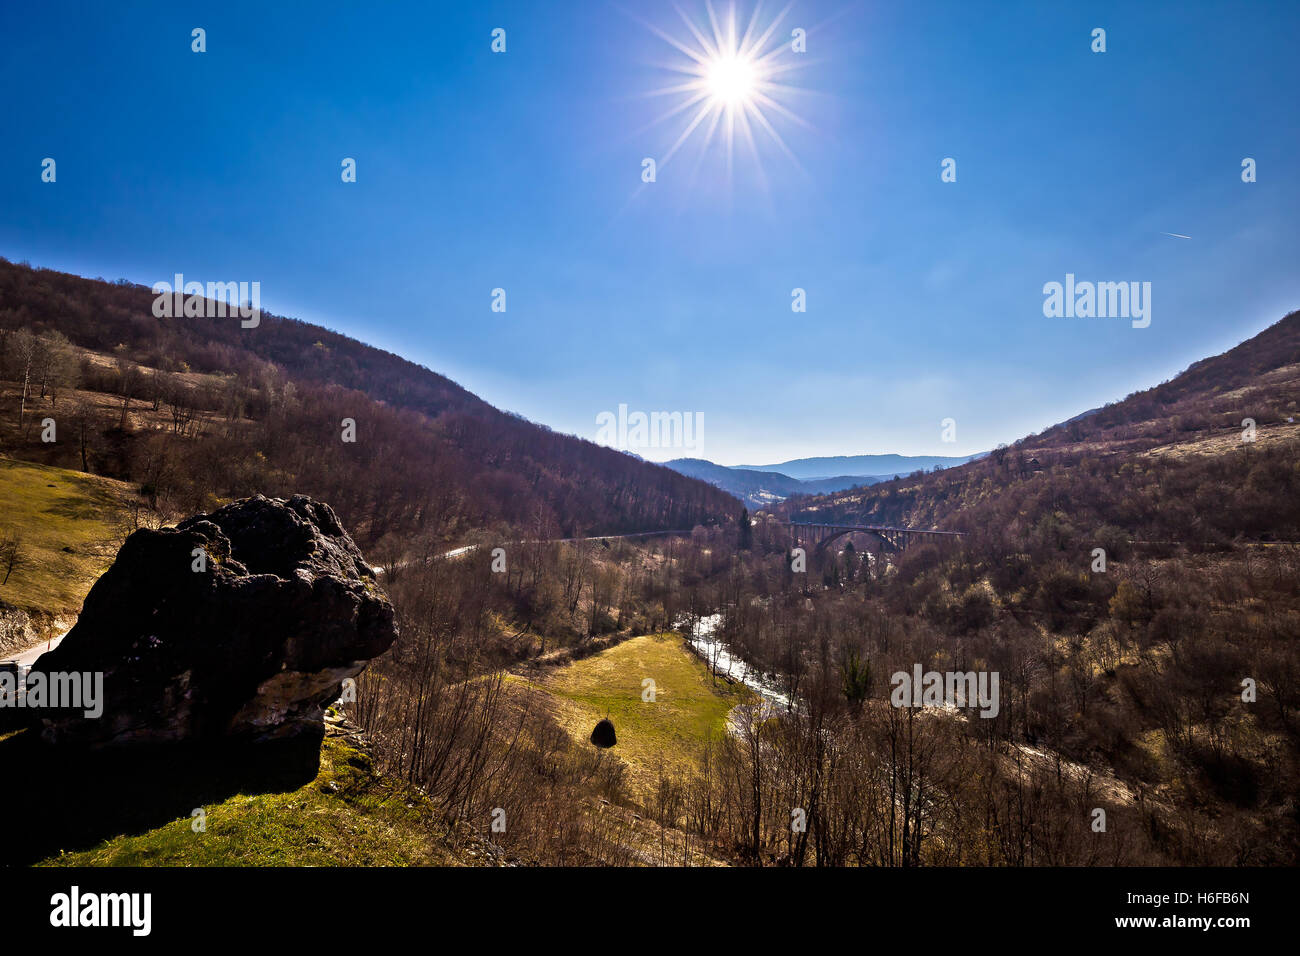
[
  {"xmin": 2, "ymin": 255, "xmax": 1297, "ymax": 866},
  {"xmin": 0, "ymin": 258, "xmax": 736, "ymax": 547},
  {"xmin": 348, "ymin": 309, "xmax": 1300, "ymax": 867},
  {"xmin": 363, "ymin": 310, "xmax": 1299, "ymax": 866}
]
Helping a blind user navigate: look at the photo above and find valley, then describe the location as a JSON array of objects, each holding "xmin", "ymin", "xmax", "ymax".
[
  {"xmin": 2, "ymin": 0, "xmax": 1296, "ymax": 940},
  {"xmin": 0, "ymin": 260, "xmax": 1297, "ymax": 868}
]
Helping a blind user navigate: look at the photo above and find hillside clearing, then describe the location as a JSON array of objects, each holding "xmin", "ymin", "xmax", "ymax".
[
  {"xmin": 0, "ymin": 455, "xmax": 134, "ymax": 618},
  {"xmin": 522, "ymin": 632, "xmax": 753, "ymax": 806}
]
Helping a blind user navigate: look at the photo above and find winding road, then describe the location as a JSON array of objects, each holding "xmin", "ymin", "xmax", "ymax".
[{"xmin": 8, "ymin": 633, "xmax": 65, "ymax": 668}]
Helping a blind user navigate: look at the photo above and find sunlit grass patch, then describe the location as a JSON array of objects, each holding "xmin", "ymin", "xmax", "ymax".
[
  {"xmin": 529, "ymin": 632, "xmax": 752, "ymax": 805},
  {"xmin": 0, "ymin": 456, "xmax": 133, "ymax": 616}
]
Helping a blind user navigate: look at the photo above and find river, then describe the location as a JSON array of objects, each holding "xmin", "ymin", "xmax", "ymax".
[{"xmin": 680, "ymin": 612, "xmax": 792, "ymax": 711}]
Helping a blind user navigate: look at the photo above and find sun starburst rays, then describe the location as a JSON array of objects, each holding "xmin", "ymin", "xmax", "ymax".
[{"xmin": 638, "ymin": 1, "xmax": 807, "ymax": 186}]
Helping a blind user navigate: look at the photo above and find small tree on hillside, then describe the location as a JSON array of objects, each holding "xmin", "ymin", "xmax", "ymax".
[{"xmin": 0, "ymin": 530, "xmax": 24, "ymax": 586}]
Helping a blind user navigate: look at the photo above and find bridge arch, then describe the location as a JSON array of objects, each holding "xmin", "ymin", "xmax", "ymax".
[
  {"xmin": 808, "ymin": 526, "xmax": 903, "ymax": 553},
  {"xmin": 783, "ymin": 521, "xmax": 962, "ymax": 554}
]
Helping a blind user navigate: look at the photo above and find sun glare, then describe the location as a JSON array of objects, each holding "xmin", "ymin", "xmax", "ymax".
[
  {"xmin": 705, "ymin": 53, "xmax": 758, "ymax": 106},
  {"xmin": 638, "ymin": 1, "xmax": 809, "ymax": 183}
]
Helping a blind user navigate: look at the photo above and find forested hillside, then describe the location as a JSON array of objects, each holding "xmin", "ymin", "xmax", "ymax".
[
  {"xmin": 784, "ymin": 310, "xmax": 1300, "ymax": 543},
  {"xmin": 0, "ymin": 258, "xmax": 738, "ymax": 550},
  {"xmin": 721, "ymin": 311, "xmax": 1300, "ymax": 865}
]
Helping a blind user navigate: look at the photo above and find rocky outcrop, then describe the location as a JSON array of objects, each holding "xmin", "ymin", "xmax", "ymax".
[
  {"xmin": 0, "ymin": 608, "xmax": 69, "ymax": 658},
  {"xmin": 27, "ymin": 494, "xmax": 396, "ymax": 754}
]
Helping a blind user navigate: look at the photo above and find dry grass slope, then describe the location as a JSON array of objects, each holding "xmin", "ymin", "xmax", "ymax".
[{"xmin": 0, "ymin": 455, "xmax": 134, "ymax": 617}]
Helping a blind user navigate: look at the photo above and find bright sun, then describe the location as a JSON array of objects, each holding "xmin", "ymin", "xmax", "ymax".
[
  {"xmin": 638, "ymin": 1, "xmax": 808, "ymax": 180},
  {"xmin": 705, "ymin": 53, "xmax": 758, "ymax": 106}
]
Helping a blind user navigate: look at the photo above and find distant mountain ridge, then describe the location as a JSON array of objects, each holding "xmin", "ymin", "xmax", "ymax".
[
  {"xmin": 735, "ymin": 453, "xmax": 978, "ymax": 481},
  {"xmin": 664, "ymin": 459, "xmax": 807, "ymax": 505},
  {"xmin": 663, "ymin": 453, "xmax": 975, "ymax": 508}
]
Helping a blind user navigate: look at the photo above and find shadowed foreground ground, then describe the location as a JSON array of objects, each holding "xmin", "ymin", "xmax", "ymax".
[{"xmin": 0, "ymin": 726, "xmax": 322, "ymax": 865}]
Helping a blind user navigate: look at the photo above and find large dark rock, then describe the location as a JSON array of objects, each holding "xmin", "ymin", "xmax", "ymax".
[{"xmin": 27, "ymin": 494, "xmax": 396, "ymax": 753}]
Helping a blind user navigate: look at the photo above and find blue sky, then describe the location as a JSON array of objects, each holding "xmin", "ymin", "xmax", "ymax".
[{"xmin": 2, "ymin": 0, "xmax": 1297, "ymax": 465}]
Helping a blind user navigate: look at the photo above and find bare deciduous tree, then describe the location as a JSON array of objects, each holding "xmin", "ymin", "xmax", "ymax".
[{"xmin": 0, "ymin": 530, "xmax": 24, "ymax": 586}]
